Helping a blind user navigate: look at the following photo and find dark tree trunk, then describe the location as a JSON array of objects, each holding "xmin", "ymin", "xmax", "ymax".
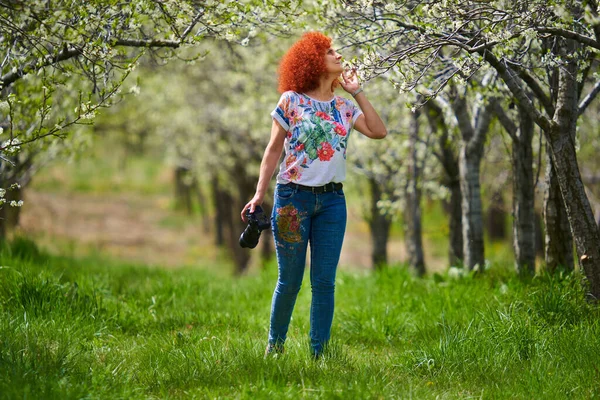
[
  {"xmin": 459, "ymin": 151, "xmax": 485, "ymax": 270},
  {"xmin": 0, "ymin": 187, "xmax": 21, "ymax": 236},
  {"xmin": 0, "ymin": 204, "xmax": 7, "ymax": 242},
  {"xmin": 192, "ymin": 177, "xmax": 211, "ymax": 233},
  {"xmin": 404, "ymin": 109, "xmax": 425, "ymax": 276},
  {"xmin": 174, "ymin": 166, "xmax": 193, "ymax": 214},
  {"xmin": 446, "ymin": 182, "xmax": 463, "ymax": 266},
  {"xmin": 486, "ymin": 190, "xmax": 507, "ymax": 241},
  {"xmin": 424, "ymin": 100, "xmax": 463, "ymax": 266},
  {"xmin": 512, "ymin": 106, "xmax": 536, "ymax": 275},
  {"xmin": 546, "ymin": 40, "xmax": 600, "ymax": 298},
  {"xmin": 212, "ymin": 175, "xmax": 225, "ymax": 246},
  {"xmin": 493, "ymin": 99, "xmax": 537, "ymax": 274},
  {"xmin": 544, "ymin": 149, "xmax": 574, "ymax": 272},
  {"xmin": 452, "ymin": 94, "xmax": 493, "ymax": 271},
  {"xmin": 0, "ymin": 157, "xmax": 30, "ymax": 239},
  {"xmin": 535, "ymin": 212, "xmax": 544, "ymax": 258},
  {"xmin": 368, "ymin": 176, "xmax": 392, "ymax": 269}
]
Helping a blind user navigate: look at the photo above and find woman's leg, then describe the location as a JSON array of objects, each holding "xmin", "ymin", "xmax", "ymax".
[
  {"xmin": 308, "ymin": 190, "xmax": 347, "ymax": 356},
  {"xmin": 268, "ymin": 186, "xmax": 313, "ymax": 348}
]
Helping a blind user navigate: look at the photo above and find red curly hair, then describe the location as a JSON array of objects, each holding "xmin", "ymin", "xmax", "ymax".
[{"xmin": 277, "ymin": 32, "xmax": 339, "ymax": 94}]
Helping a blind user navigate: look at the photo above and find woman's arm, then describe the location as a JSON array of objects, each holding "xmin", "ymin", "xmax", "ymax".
[
  {"xmin": 340, "ymin": 70, "xmax": 387, "ymax": 139},
  {"xmin": 241, "ymin": 119, "xmax": 287, "ymax": 222},
  {"xmin": 352, "ymin": 93, "xmax": 387, "ymax": 139}
]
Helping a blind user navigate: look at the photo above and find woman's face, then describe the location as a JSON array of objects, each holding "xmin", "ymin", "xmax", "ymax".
[{"xmin": 324, "ymin": 47, "xmax": 343, "ymax": 74}]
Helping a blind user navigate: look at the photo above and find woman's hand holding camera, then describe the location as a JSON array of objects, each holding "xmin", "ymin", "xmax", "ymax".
[{"xmin": 241, "ymin": 195, "xmax": 263, "ymax": 223}]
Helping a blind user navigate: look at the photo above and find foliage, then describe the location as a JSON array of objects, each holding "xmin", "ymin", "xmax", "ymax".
[
  {"xmin": 1, "ymin": 239, "xmax": 599, "ymax": 399},
  {"xmin": 0, "ymin": 0, "xmax": 301, "ymax": 213}
]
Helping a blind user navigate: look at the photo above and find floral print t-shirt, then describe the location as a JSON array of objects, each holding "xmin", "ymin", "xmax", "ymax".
[{"xmin": 271, "ymin": 91, "xmax": 363, "ymax": 186}]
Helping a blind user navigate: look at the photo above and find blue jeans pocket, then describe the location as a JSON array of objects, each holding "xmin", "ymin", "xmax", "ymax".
[{"xmin": 276, "ymin": 184, "xmax": 296, "ymax": 200}]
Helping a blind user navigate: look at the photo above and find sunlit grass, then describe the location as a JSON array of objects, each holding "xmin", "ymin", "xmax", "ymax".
[
  {"xmin": 32, "ymin": 143, "xmax": 171, "ymax": 196},
  {"xmin": 1, "ymin": 238, "xmax": 599, "ymax": 399}
]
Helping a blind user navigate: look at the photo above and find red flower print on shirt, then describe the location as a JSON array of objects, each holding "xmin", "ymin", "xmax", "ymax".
[
  {"xmin": 334, "ymin": 122, "xmax": 347, "ymax": 136},
  {"xmin": 295, "ymin": 143, "xmax": 305, "ymax": 152},
  {"xmin": 315, "ymin": 111, "xmax": 331, "ymax": 121},
  {"xmin": 317, "ymin": 142, "xmax": 334, "ymax": 161},
  {"xmin": 285, "ymin": 154, "xmax": 297, "ymax": 167},
  {"xmin": 285, "ymin": 166, "xmax": 301, "ymax": 181}
]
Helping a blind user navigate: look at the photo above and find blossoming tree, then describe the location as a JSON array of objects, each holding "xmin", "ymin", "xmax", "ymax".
[{"xmin": 320, "ymin": 0, "xmax": 600, "ymax": 300}]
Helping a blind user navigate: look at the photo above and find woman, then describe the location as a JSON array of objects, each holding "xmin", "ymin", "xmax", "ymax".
[{"xmin": 241, "ymin": 32, "xmax": 387, "ymax": 358}]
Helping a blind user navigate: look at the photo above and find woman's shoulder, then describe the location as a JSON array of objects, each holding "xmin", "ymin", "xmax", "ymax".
[
  {"xmin": 334, "ymin": 94, "xmax": 356, "ymax": 107},
  {"xmin": 280, "ymin": 90, "xmax": 301, "ymax": 99}
]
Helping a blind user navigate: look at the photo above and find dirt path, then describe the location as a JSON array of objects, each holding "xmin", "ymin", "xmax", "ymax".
[{"xmin": 19, "ymin": 189, "xmax": 445, "ymax": 272}]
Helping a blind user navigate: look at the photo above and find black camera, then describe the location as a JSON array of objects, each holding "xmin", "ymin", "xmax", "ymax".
[{"xmin": 239, "ymin": 205, "xmax": 271, "ymax": 249}]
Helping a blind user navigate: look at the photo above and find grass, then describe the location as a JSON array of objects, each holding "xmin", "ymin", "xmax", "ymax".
[
  {"xmin": 1, "ymin": 238, "xmax": 599, "ymax": 399},
  {"xmin": 32, "ymin": 144, "xmax": 171, "ymax": 196}
]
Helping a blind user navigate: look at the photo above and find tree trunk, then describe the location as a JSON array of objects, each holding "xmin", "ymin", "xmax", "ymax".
[
  {"xmin": 404, "ymin": 109, "xmax": 425, "ymax": 276},
  {"xmin": 212, "ymin": 175, "xmax": 225, "ymax": 246},
  {"xmin": 453, "ymin": 95, "xmax": 493, "ymax": 271},
  {"xmin": 544, "ymin": 149, "xmax": 574, "ymax": 272},
  {"xmin": 459, "ymin": 150, "xmax": 485, "ymax": 271},
  {"xmin": 535, "ymin": 212, "xmax": 544, "ymax": 258},
  {"xmin": 446, "ymin": 182, "xmax": 463, "ymax": 266},
  {"xmin": 0, "ymin": 205, "xmax": 7, "ymax": 242},
  {"xmin": 192, "ymin": 176, "xmax": 211, "ymax": 233},
  {"xmin": 486, "ymin": 190, "xmax": 507, "ymax": 241},
  {"xmin": 512, "ymin": 106, "xmax": 536, "ymax": 275},
  {"xmin": 424, "ymin": 101, "xmax": 463, "ymax": 266},
  {"xmin": 174, "ymin": 165, "xmax": 193, "ymax": 214},
  {"xmin": 547, "ymin": 42, "xmax": 600, "ymax": 299},
  {"xmin": 0, "ymin": 167, "xmax": 24, "ymax": 238},
  {"xmin": 368, "ymin": 176, "xmax": 392, "ymax": 269}
]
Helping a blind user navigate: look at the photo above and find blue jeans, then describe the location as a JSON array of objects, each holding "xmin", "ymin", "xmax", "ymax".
[{"xmin": 268, "ymin": 183, "xmax": 347, "ymax": 356}]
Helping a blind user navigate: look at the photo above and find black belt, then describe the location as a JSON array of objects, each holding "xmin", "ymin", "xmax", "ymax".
[{"xmin": 286, "ymin": 182, "xmax": 343, "ymax": 194}]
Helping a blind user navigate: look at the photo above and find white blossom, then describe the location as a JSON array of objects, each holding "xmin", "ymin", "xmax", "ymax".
[
  {"xmin": 129, "ymin": 85, "xmax": 141, "ymax": 95},
  {"xmin": 1, "ymin": 138, "xmax": 21, "ymax": 154}
]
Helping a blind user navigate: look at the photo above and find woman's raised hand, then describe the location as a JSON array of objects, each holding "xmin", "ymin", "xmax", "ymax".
[{"xmin": 340, "ymin": 69, "xmax": 360, "ymax": 94}]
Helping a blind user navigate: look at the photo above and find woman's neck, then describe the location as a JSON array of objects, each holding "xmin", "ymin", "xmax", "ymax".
[{"xmin": 303, "ymin": 74, "xmax": 338, "ymax": 101}]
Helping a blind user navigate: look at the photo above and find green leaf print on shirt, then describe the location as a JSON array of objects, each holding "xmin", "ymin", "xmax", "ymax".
[{"xmin": 294, "ymin": 115, "xmax": 339, "ymax": 164}]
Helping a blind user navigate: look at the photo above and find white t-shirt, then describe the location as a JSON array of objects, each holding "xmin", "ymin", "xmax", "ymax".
[{"xmin": 271, "ymin": 91, "xmax": 363, "ymax": 186}]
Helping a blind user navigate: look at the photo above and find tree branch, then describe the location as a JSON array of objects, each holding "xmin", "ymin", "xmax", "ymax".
[
  {"xmin": 481, "ymin": 50, "xmax": 554, "ymax": 133},
  {"xmin": 508, "ymin": 62, "xmax": 555, "ymax": 116},
  {"xmin": 113, "ymin": 38, "xmax": 181, "ymax": 48},
  {"xmin": 490, "ymin": 99, "xmax": 518, "ymax": 140},
  {"xmin": 472, "ymin": 101, "xmax": 494, "ymax": 153},
  {"xmin": 1, "ymin": 47, "xmax": 82, "ymax": 88},
  {"xmin": 578, "ymin": 79, "xmax": 600, "ymax": 116},
  {"xmin": 1, "ymin": 37, "xmax": 185, "ymax": 89},
  {"xmin": 536, "ymin": 27, "xmax": 600, "ymax": 51}
]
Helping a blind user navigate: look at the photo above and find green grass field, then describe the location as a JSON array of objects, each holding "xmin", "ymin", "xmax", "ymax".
[{"xmin": 1, "ymin": 238, "xmax": 599, "ymax": 399}]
